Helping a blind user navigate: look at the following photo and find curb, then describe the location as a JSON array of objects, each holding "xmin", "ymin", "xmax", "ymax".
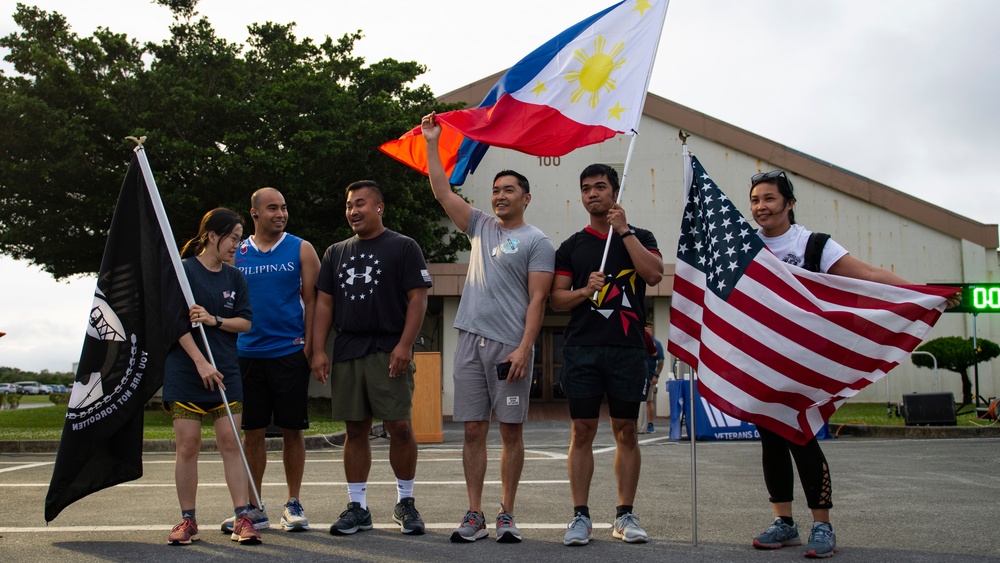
[{"xmin": 832, "ymin": 423, "xmax": 1000, "ymax": 439}]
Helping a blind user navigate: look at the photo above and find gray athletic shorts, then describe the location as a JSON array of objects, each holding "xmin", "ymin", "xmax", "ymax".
[{"xmin": 452, "ymin": 330, "xmax": 532, "ymax": 423}]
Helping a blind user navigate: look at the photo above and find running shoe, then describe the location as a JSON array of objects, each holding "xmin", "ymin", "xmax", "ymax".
[
  {"xmin": 563, "ymin": 512, "xmax": 593, "ymax": 546},
  {"xmin": 221, "ymin": 502, "xmax": 269, "ymax": 533},
  {"xmin": 804, "ymin": 521, "xmax": 837, "ymax": 558},
  {"xmin": 646, "ymin": 422, "xmax": 655, "ymax": 433},
  {"xmin": 753, "ymin": 517, "xmax": 801, "ymax": 549},
  {"xmin": 280, "ymin": 497, "xmax": 309, "ymax": 532},
  {"xmin": 450, "ymin": 510, "xmax": 488, "ymax": 542},
  {"xmin": 167, "ymin": 517, "xmax": 199, "ymax": 545},
  {"xmin": 392, "ymin": 497, "xmax": 426, "ymax": 535},
  {"xmin": 495, "ymin": 507, "xmax": 522, "ymax": 543},
  {"xmin": 231, "ymin": 514, "xmax": 263, "ymax": 545},
  {"xmin": 612, "ymin": 512, "xmax": 649, "ymax": 543},
  {"xmin": 330, "ymin": 502, "xmax": 373, "ymax": 535}
]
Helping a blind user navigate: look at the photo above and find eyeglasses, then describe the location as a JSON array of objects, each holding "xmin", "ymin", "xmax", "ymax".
[{"xmin": 751, "ymin": 169, "xmax": 787, "ymax": 187}]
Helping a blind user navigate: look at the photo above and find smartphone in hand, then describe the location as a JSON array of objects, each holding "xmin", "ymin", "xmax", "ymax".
[{"xmin": 496, "ymin": 361, "xmax": 512, "ymax": 380}]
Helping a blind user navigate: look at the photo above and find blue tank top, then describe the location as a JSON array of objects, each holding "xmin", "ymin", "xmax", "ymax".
[{"xmin": 236, "ymin": 232, "xmax": 305, "ymax": 358}]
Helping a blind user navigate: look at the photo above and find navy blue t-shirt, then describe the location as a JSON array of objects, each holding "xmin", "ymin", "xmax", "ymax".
[{"xmin": 163, "ymin": 258, "xmax": 252, "ymax": 403}]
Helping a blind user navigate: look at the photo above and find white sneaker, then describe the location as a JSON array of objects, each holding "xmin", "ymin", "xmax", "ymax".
[{"xmin": 280, "ymin": 497, "xmax": 309, "ymax": 531}]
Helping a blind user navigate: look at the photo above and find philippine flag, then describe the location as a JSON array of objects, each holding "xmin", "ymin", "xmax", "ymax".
[{"xmin": 379, "ymin": 0, "xmax": 670, "ymax": 185}]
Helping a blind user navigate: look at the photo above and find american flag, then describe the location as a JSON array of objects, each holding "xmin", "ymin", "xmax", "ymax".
[{"xmin": 667, "ymin": 152, "xmax": 956, "ymax": 445}]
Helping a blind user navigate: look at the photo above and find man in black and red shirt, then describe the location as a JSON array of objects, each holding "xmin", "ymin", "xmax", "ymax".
[{"xmin": 550, "ymin": 163, "xmax": 663, "ymax": 547}]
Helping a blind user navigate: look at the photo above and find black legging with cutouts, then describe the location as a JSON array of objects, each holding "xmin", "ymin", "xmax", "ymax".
[{"xmin": 758, "ymin": 426, "xmax": 832, "ymax": 509}]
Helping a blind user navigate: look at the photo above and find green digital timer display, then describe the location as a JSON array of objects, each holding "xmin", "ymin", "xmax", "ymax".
[{"xmin": 942, "ymin": 283, "xmax": 1000, "ymax": 313}]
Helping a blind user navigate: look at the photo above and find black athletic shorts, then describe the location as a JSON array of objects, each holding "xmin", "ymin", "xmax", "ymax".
[
  {"xmin": 561, "ymin": 345, "xmax": 647, "ymax": 419},
  {"xmin": 239, "ymin": 350, "xmax": 310, "ymax": 431}
]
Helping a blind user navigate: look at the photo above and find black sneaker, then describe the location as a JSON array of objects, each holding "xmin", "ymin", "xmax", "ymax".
[
  {"xmin": 392, "ymin": 497, "xmax": 426, "ymax": 535},
  {"xmin": 329, "ymin": 502, "xmax": 373, "ymax": 535}
]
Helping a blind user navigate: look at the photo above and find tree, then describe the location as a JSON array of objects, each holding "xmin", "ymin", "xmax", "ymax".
[
  {"xmin": 1, "ymin": 1, "xmax": 467, "ymax": 279},
  {"xmin": 911, "ymin": 336, "xmax": 1000, "ymax": 405}
]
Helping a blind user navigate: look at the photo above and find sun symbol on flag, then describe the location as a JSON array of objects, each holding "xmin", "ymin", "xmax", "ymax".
[{"xmin": 565, "ymin": 35, "xmax": 626, "ymax": 109}]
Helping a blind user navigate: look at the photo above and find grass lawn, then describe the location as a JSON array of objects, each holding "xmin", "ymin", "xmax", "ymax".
[
  {"xmin": 3, "ymin": 399, "xmax": 994, "ymax": 441},
  {"xmin": 0, "ymin": 399, "xmax": 345, "ymax": 440},
  {"xmin": 827, "ymin": 401, "xmax": 988, "ymax": 427}
]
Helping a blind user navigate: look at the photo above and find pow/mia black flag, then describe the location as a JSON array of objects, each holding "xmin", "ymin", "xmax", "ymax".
[{"xmin": 45, "ymin": 153, "xmax": 187, "ymax": 522}]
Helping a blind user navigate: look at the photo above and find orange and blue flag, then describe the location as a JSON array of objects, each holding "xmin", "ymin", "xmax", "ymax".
[{"xmin": 379, "ymin": 0, "xmax": 670, "ymax": 185}]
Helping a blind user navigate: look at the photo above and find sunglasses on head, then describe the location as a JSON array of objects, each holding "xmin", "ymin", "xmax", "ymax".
[{"xmin": 751, "ymin": 169, "xmax": 787, "ymax": 187}]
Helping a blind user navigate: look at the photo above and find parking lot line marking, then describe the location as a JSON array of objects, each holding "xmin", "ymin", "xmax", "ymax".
[
  {"xmin": 0, "ymin": 522, "xmax": 611, "ymax": 533},
  {"xmin": 137, "ymin": 454, "xmax": 564, "ymax": 465},
  {"xmin": 0, "ymin": 462, "xmax": 53, "ymax": 474},
  {"xmin": 1, "ymin": 479, "xmax": 570, "ymax": 488}
]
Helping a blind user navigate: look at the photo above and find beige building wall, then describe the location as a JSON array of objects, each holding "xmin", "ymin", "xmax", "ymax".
[{"xmin": 429, "ymin": 80, "xmax": 999, "ymax": 415}]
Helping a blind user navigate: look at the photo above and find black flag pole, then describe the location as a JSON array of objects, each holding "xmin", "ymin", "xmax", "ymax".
[{"xmin": 132, "ymin": 145, "xmax": 263, "ymax": 511}]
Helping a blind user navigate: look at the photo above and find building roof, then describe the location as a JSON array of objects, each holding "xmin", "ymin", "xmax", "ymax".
[{"xmin": 439, "ymin": 71, "xmax": 998, "ymax": 250}]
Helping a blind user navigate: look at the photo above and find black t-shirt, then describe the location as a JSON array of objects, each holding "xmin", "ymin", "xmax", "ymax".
[
  {"xmin": 316, "ymin": 229, "xmax": 432, "ymax": 362},
  {"xmin": 554, "ymin": 225, "xmax": 659, "ymax": 348}
]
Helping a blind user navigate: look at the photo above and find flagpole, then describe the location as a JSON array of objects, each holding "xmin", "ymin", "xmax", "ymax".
[
  {"xmin": 595, "ymin": 131, "xmax": 641, "ymax": 282},
  {"xmin": 681, "ymin": 135, "xmax": 698, "ymax": 547},
  {"xmin": 133, "ymin": 145, "xmax": 264, "ymax": 512},
  {"xmin": 590, "ymin": 1, "xmax": 670, "ymax": 296}
]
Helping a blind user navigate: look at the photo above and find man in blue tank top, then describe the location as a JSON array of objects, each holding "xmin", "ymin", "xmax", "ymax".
[{"xmin": 227, "ymin": 187, "xmax": 320, "ymax": 533}]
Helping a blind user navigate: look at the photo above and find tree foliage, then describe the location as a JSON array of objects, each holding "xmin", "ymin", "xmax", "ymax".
[
  {"xmin": 911, "ymin": 336, "xmax": 1000, "ymax": 404},
  {"xmin": 1, "ymin": 1, "xmax": 466, "ymax": 279}
]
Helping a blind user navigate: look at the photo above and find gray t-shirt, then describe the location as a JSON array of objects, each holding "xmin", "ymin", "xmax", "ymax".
[{"xmin": 454, "ymin": 208, "xmax": 555, "ymax": 347}]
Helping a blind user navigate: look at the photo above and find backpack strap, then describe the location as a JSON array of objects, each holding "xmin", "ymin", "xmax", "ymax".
[{"xmin": 803, "ymin": 232, "xmax": 830, "ymax": 273}]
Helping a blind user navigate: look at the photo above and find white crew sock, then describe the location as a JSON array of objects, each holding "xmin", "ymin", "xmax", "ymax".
[
  {"xmin": 347, "ymin": 482, "xmax": 367, "ymax": 509},
  {"xmin": 397, "ymin": 478, "xmax": 415, "ymax": 502}
]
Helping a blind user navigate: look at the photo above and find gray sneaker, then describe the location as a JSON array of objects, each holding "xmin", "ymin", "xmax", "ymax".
[
  {"xmin": 392, "ymin": 497, "xmax": 425, "ymax": 535},
  {"xmin": 329, "ymin": 502, "xmax": 373, "ymax": 535},
  {"xmin": 804, "ymin": 521, "xmax": 837, "ymax": 558},
  {"xmin": 495, "ymin": 507, "xmax": 522, "ymax": 543},
  {"xmin": 221, "ymin": 502, "xmax": 269, "ymax": 533},
  {"xmin": 612, "ymin": 512, "xmax": 649, "ymax": 543},
  {"xmin": 450, "ymin": 510, "xmax": 488, "ymax": 542},
  {"xmin": 563, "ymin": 512, "xmax": 593, "ymax": 546},
  {"xmin": 753, "ymin": 517, "xmax": 802, "ymax": 549}
]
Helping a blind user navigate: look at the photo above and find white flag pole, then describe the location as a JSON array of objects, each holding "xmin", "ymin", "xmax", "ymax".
[
  {"xmin": 681, "ymin": 133, "xmax": 698, "ymax": 546},
  {"xmin": 591, "ymin": 1, "xmax": 670, "ymax": 298},
  {"xmin": 133, "ymin": 144, "xmax": 263, "ymax": 511}
]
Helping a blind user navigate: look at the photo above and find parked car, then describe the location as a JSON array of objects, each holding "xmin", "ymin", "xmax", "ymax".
[
  {"xmin": 40, "ymin": 385, "xmax": 53, "ymax": 394},
  {"xmin": 0, "ymin": 383, "xmax": 16, "ymax": 394},
  {"xmin": 50, "ymin": 384, "xmax": 68, "ymax": 394},
  {"xmin": 13, "ymin": 381, "xmax": 44, "ymax": 395}
]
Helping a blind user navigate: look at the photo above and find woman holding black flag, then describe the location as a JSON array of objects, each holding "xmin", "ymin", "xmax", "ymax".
[{"xmin": 162, "ymin": 208, "xmax": 257, "ymax": 546}]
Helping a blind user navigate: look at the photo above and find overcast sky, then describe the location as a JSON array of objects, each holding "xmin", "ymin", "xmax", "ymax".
[{"xmin": 2, "ymin": 0, "xmax": 998, "ymax": 372}]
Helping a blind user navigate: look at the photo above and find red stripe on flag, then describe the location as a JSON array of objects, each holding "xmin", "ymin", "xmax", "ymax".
[
  {"xmin": 695, "ymin": 381, "xmax": 808, "ymax": 444},
  {"xmin": 746, "ymin": 261, "xmax": 932, "ymax": 352},
  {"xmin": 701, "ymin": 304, "xmax": 877, "ymax": 395},
  {"xmin": 698, "ymin": 345, "xmax": 817, "ymax": 412},
  {"xmin": 435, "ymin": 94, "xmax": 620, "ymax": 157}
]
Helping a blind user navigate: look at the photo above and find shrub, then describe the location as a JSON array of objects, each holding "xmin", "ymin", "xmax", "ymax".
[
  {"xmin": 49, "ymin": 392, "xmax": 70, "ymax": 406},
  {"xmin": 1, "ymin": 393, "xmax": 23, "ymax": 410}
]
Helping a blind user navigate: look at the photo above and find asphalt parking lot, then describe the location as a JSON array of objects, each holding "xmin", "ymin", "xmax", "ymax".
[{"xmin": 1, "ymin": 420, "xmax": 998, "ymax": 562}]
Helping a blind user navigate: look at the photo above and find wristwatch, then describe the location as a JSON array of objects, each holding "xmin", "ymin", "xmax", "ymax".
[
  {"xmin": 620, "ymin": 228, "xmax": 636, "ymax": 239},
  {"xmin": 215, "ymin": 315, "xmax": 224, "ymax": 327}
]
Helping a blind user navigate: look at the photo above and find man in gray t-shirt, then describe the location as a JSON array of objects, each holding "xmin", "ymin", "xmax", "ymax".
[{"xmin": 422, "ymin": 113, "xmax": 555, "ymax": 544}]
